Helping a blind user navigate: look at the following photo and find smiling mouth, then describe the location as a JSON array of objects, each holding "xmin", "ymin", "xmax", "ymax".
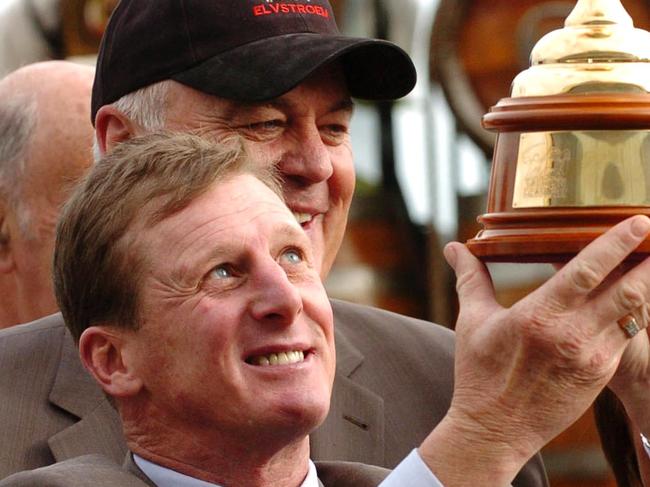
[{"xmin": 247, "ymin": 350, "xmax": 307, "ymax": 366}]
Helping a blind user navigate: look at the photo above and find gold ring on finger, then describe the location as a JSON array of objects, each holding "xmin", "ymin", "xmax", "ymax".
[{"xmin": 618, "ymin": 314, "xmax": 642, "ymax": 339}]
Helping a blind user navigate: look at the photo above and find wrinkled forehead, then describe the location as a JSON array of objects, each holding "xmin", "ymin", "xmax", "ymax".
[
  {"xmin": 217, "ymin": 175, "xmax": 295, "ymax": 225},
  {"xmin": 134, "ymin": 174, "xmax": 299, "ymax": 252}
]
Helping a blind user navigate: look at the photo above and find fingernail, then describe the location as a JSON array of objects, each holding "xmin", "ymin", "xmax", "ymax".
[
  {"xmin": 443, "ymin": 244, "xmax": 457, "ymax": 270},
  {"xmin": 631, "ymin": 216, "xmax": 650, "ymax": 238}
]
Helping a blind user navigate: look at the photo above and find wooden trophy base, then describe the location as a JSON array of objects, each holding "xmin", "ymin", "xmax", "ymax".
[
  {"xmin": 467, "ymin": 208, "xmax": 650, "ymax": 262},
  {"xmin": 469, "ymin": 93, "xmax": 650, "ymax": 263}
]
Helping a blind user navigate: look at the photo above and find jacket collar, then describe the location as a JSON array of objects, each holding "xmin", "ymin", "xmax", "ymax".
[
  {"xmin": 49, "ymin": 325, "xmax": 103, "ymax": 416},
  {"xmin": 47, "ymin": 322, "xmax": 127, "ymax": 462}
]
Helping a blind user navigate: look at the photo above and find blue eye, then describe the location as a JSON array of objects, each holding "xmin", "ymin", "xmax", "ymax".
[
  {"xmin": 212, "ymin": 266, "xmax": 232, "ymax": 279},
  {"xmin": 282, "ymin": 249, "xmax": 303, "ymax": 265}
]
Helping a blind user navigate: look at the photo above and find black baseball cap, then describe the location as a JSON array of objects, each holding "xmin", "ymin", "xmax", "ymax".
[{"xmin": 91, "ymin": 0, "xmax": 417, "ymax": 123}]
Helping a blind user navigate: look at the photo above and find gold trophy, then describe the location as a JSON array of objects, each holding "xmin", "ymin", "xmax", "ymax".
[{"xmin": 467, "ymin": 0, "xmax": 650, "ymax": 262}]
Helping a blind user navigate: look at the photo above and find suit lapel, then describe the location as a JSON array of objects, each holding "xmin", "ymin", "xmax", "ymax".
[
  {"xmin": 310, "ymin": 323, "xmax": 385, "ymax": 466},
  {"xmin": 47, "ymin": 327, "xmax": 126, "ymax": 463}
]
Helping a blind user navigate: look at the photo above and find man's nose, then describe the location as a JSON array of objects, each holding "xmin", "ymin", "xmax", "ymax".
[
  {"xmin": 249, "ymin": 263, "xmax": 303, "ymax": 325},
  {"xmin": 278, "ymin": 124, "xmax": 333, "ymax": 184}
]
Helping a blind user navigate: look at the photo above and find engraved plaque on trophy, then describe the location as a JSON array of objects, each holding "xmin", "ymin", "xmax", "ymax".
[{"xmin": 466, "ymin": 0, "xmax": 650, "ymax": 262}]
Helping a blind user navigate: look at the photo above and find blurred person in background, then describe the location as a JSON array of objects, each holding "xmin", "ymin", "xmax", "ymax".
[
  {"xmin": 0, "ymin": 0, "xmax": 62, "ymax": 78},
  {"xmin": 0, "ymin": 60, "xmax": 94, "ymax": 328}
]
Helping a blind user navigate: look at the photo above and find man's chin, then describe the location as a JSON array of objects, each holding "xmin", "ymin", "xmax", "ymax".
[{"xmin": 270, "ymin": 395, "xmax": 331, "ymax": 436}]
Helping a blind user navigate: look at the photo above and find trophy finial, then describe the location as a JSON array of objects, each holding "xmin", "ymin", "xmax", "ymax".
[
  {"xmin": 511, "ymin": 0, "xmax": 650, "ymax": 97},
  {"xmin": 564, "ymin": 0, "xmax": 632, "ymax": 28}
]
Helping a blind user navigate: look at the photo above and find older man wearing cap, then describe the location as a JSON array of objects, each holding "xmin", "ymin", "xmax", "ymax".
[{"xmin": 3, "ymin": 0, "xmax": 650, "ymax": 485}]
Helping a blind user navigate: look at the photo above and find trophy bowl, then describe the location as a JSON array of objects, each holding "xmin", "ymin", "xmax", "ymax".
[{"xmin": 467, "ymin": 0, "xmax": 650, "ymax": 262}]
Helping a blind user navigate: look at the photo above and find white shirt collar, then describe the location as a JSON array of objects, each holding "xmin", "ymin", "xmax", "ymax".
[{"xmin": 133, "ymin": 454, "xmax": 319, "ymax": 487}]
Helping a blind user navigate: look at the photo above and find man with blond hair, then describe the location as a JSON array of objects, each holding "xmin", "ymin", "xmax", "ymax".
[{"xmin": 1, "ymin": 133, "xmax": 415, "ymax": 485}]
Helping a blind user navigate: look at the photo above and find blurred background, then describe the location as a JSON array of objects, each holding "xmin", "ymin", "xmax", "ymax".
[{"xmin": 3, "ymin": 0, "xmax": 649, "ymax": 485}]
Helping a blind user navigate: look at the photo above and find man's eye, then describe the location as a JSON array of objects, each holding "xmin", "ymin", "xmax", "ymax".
[
  {"xmin": 325, "ymin": 124, "xmax": 348, "ymax": 135},
  {"xmin": 281, "ymin": 249, "xmax": 303, "ymax": 265},
  {"xmin": 211, "ymin": 265, "xmax": 233, "ymax": 279},
  {"xmin": 320, "ymin": 124, "xmax": 349, "ymax": 144},
  {"xmin": 248, "ymin": 120, "xmax": 285, "ymax": 132},
  {"xmin": 239, "ymin": 119, "xmax": 286, "ymax": 142}
]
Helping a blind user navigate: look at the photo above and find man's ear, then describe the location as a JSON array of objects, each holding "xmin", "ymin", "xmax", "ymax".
[
  {"xmin": 94, "ymin": 105, "xmax": 139, "ymax": 156},
  {"xmin": 78, "ymin": 326, "xmax": 143, "ymax": 398},
  {"xmin": 0, "ymin": 201, "xmax": 14, "ymax": 274}
]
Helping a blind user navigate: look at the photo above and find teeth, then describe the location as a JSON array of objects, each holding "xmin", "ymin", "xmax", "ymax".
[
  {"xmin": 293, "ymin": 212, "xmax": 313, "ymax": 225},
  {"xmin": 250, "ymin": 350, "xmax": 305, "ymax": 366}
]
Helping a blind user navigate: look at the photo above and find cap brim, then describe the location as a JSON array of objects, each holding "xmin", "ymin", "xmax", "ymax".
[{"xmin": 171, "ymin": 33, "xmax": 416, "ymax": 102}]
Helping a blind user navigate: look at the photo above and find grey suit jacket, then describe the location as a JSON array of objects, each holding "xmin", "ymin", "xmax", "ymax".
[
  {"xmin": 0, "ymin": 300, "xmax": 547, "ymax": 486},
  {"xmin": 0, "ymin": 453, "xmax": 391, "ymax": 486}
]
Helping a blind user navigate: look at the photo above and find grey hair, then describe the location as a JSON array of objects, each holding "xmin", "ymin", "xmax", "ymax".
[
  {"xmin": 112, "ymin": 80, "xmax": 171, "ymax": 131},
  {"xmin": 93, "ymin": 80, "xmax": 171, "ymax": 163},
  {"xmin": 0, "ymin": 95, "xmax": 38, "ymax": 235}
]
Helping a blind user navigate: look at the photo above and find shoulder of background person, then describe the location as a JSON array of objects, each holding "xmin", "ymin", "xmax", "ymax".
[
  {"xmin": 330, "ymin": 298, "xmax": 455, "ymax": 360},
  {"xmin": 0, "ymin": 313, "xmax": 68, "ymax": 380},
  {"xmin": 327, "ymin": 299, "xmax": 455, "ymax": 468},
  {"xmin": 0, "ymin": 312, "xmax": 67, "ymax": 345}
]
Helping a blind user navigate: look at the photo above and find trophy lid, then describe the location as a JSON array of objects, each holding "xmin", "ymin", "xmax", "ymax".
[{"xmin": 511, "ymin": 0, "xmax": 650, "ymax": 97}]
